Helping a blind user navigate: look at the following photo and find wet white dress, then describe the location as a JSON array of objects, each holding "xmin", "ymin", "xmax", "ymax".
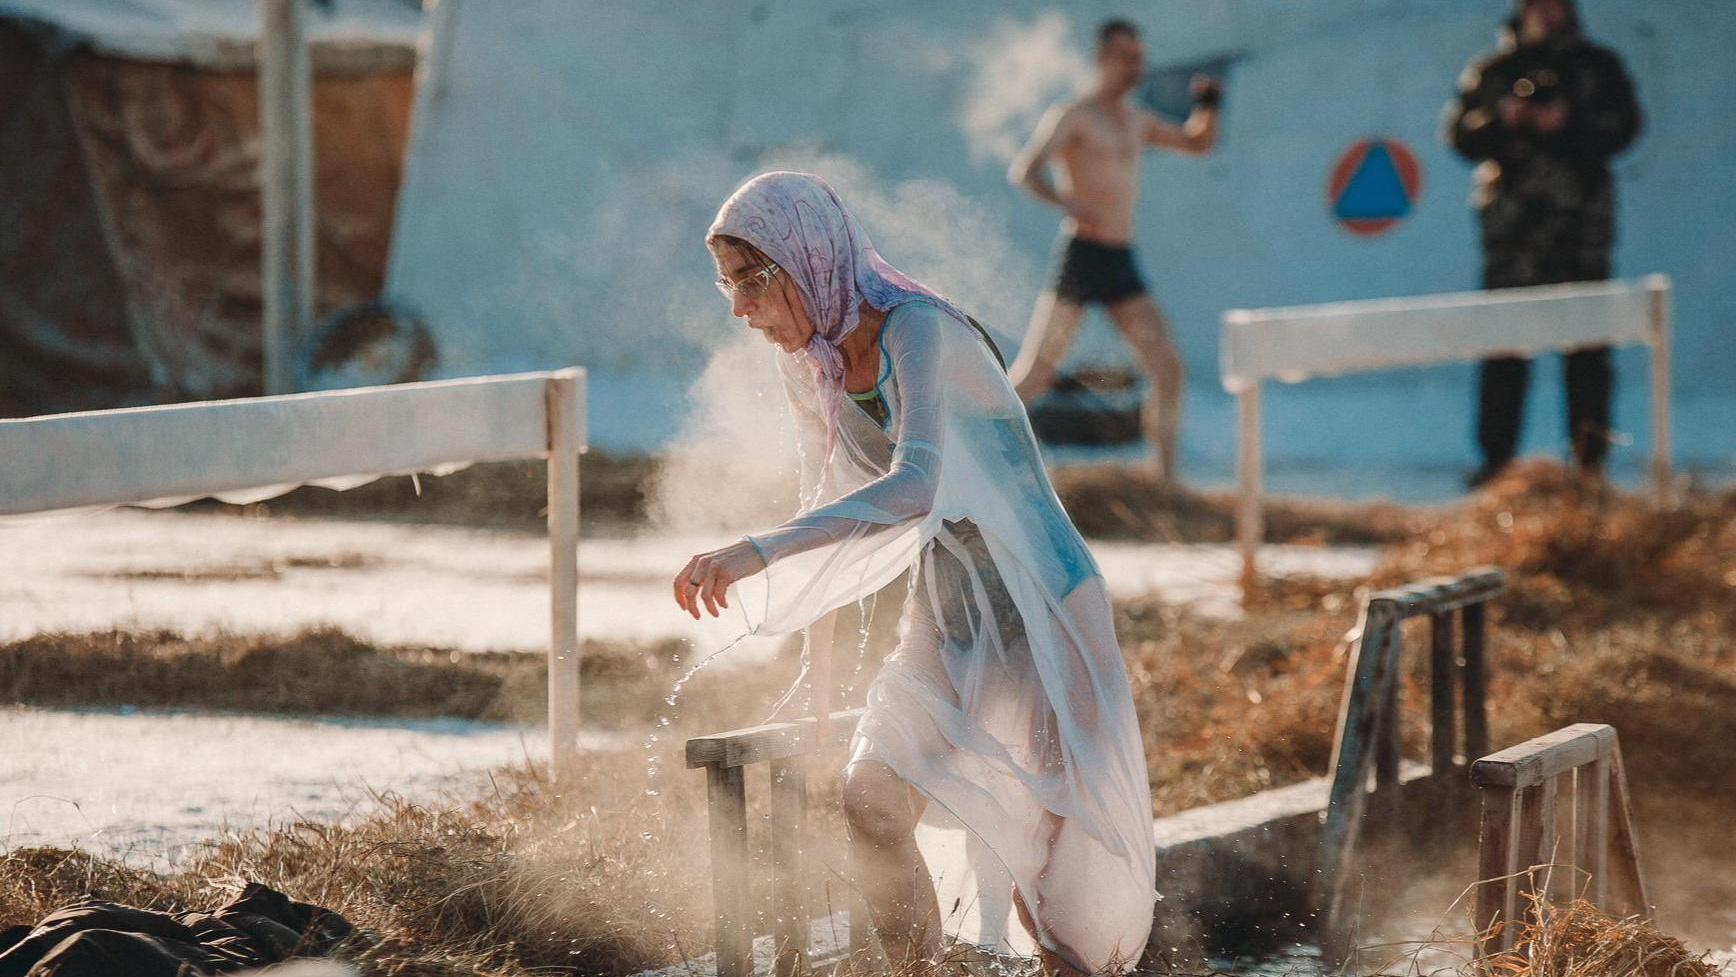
[{"xmin": 737, "ymin": 300, "xmax": 1156, "ymax": 972}]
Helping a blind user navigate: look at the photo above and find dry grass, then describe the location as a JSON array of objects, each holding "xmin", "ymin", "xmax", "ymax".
[
  {"xmin": 1052, "ymin": 463, "xmax": 1422, "ymax": 547},
  {"xmin": 1493, "ymin": 897, "xmax": 1725, "ymax": 977},
  {"xmin": 0, "ymin": 627, "xmax": 696, "ymax": 729},
  {"xmin": 0, "ymin": 638, "xmax": 806, "ymax": 977},
  {"xmin": 0, "ymin": 753, "xmax": 717, "ymax": 977},
  {"xmin": 1120, "ymin": 462, "xmax": 1736, "ymax": 815}
]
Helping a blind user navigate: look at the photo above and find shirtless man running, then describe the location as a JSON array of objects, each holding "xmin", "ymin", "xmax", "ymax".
[{"xmin": 1008, "ymin": 18, "xmax": 1219, "ymax": 481}]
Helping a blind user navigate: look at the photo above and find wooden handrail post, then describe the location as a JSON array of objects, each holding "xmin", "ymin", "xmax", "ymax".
[
  {"xmin": 1647, "ymin": 276, "xmax": 1672, "ymax": 503},
  {"xmin": 1320, "ymin": 568, "xmax": 1506, "ymax": 958},
  {"xmin": 1471, "ymin": 724, "xmax": 1653, "ymax": 967},
  {"xmin": 769, "ymin": 757, "xmax": 808, "ymax": 977},
  {"xmin": 708, "ymin": 763, "xmax": 752, "ymax": 977},
  {"xmin": 1475, "ymin": 783, "xmax": 1519, "ymax": 960},
  {"xmin": 1573, "ymin": 757, "xmax": 1610, "ymax": 907},
  {"xmin": 1607, "ymin": 746, "xmax": 1652, "ymax": 919},
  {"xmin": 546, "ymin": 372, "xmax": 582, "ymax": 769},
  {"xmin": 1429, "ymin": 612, "xmax": 1457, "ymax": 777},
  {"xmin": 1373, "ymin": 614, "xmax": 1403, "ymax": 796},
  {"xmin": 1236, "ymin": 384, "xmax": 1262, "ymax": 606},
  {"xmin": 689, "ymin": 710, "xmax": 865, "ymax": 976},
  {"xmin": 1461, "ymin": 602, "xmax": 1490, "ymax": 763}
]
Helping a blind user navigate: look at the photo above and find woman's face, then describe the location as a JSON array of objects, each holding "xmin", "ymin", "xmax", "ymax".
[{"xmin": 710, "ymin": 239, "xmax": 815, "ymax": 354}]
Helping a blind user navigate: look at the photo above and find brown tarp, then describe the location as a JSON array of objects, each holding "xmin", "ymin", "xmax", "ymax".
[{"xmin": 0, "ymin": 18, "xmax": 412, "ymax": 416}]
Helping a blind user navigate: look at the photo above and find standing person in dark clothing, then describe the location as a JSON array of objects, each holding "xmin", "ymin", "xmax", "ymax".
[{"xmin": 1445, "ymin": 0, "xmax": 1642, "ymax": 488}]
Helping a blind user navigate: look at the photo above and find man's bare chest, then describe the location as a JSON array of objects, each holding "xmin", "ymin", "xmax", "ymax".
[{"xmin": 1071, "ymin": 108, "xmax": 1142, "ymax": 165}]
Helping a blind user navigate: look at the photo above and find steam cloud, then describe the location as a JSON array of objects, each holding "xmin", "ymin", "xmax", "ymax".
[{"xmin": 959, "ymin": 11, "xmax": 1091, "ymax": 165}]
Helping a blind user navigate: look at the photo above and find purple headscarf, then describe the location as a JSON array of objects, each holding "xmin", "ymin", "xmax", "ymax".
[{"xmin": 707, "ymin": 172, "xmax": 964, "ymax": 453}]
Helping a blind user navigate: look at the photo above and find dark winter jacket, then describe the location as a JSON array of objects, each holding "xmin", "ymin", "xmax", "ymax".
[{"xmin": 1444, "ymin": 26, "xmax": 1642, "ymax": 287}]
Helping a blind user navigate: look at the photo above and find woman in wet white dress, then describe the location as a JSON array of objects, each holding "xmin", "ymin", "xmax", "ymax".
[{"xmin": 671, "ymin": 172, "xmax": 1154, "ymax": 975}]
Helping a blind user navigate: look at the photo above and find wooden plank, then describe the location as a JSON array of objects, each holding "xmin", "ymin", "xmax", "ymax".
[
  {"xmin": 1574, "ymin": 757, "xmax": 1610, "ymax": 908},
  {"xmin": 1429, "ymin": 612, "xmax": 1457, "ymax": 776},
  {"xmin": 687, "ymin": 709, "xmax": 865, "ymax": 770},
  {"xmin": 708, "ymin": 764, "xmax": 752, "ymax": 977},
  {"xmin": 1472, "ymin": 724, "xmax": 1616, "ymax": 789},
  {"xmin": 1317, "ymin": 601, "xmax": 1397, "ymax": 932},
  {"xmin": 546, "ymin": 374, "xmax": 581, "ymax": 769},
  {"xmin": 770, "ymin": 758, "xmax": 808, "ymax": 977},
  {"xmin": 1608, "ymin": 746, "xmax": 1653, "ymax": 921},
  {"xmin": 1236, "ymin": 384, "xmax": 1262, "ymax": 606},
  {"xmin": 1461, "ymin": 603, "xmax": 1490, "ymax": 763},
  {"xmin": 1370, "ymin": 567, "xmax": 1506, "ymax": 618},
  {"xmin": 1475, "ymin": 785, "xmax": 1519, "ymax": 960}
]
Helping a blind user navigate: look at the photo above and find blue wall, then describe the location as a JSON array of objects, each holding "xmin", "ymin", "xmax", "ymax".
[{"xmin": 388, "ymin": 0, "xmax": 1735, "ymax": 495}]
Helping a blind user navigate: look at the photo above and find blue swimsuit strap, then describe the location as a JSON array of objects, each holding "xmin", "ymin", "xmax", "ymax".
[{"xmin": 846, "ymin": 320, "xmax": 894, "ymax": 403}]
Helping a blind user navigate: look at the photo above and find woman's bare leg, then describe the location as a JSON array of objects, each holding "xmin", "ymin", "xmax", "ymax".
[
  {"xmin": 1010, "ymin": 812, "xmax": 1089, "ymax": 977},
  {"xmin": 1010, "ymin": 292, "xmax": 1087, "ymax": 403},
  {"xmin": 1105, "ymin": 294, "xmax": 1184, "ymax": 481},
  {"xmin": 843, "ymin": 759, "xmax": 941, "ymax": 971}
]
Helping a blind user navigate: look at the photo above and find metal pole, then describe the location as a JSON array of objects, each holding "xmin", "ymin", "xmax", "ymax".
[
  {"xmin": 259, "ymin": 0, "xmax": 316, "ymax": 395},
  {"xmin": 546, "ymin": 371, "xmax": 582, "ymax": 769},
  {"xmin": 1236, "ymin": 384, "xmax": 1262, "ymax": 605}
]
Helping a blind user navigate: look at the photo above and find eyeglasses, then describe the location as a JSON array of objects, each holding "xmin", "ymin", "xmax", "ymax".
[{"xmin": 714, "ymin": 263, "xmax": 782, "ymax": 302}]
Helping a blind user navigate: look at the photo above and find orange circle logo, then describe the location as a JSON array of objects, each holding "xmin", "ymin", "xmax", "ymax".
[{"xmin": 1328, "ymin": 138, "xmax": 1423, "ymax": 236}]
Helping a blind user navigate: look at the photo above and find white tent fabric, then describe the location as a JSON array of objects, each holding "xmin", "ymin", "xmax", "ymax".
[
  {"xmin": 0, "ymin": 371, "xmax": 582, "ymax": 518},
  {"xmin": 0, "ymin": 0, "xmax": 419, "ymax": 67},
  {"xmin": 1220, "ymin": 277, "xmax": 1666, "ymax": 393}
]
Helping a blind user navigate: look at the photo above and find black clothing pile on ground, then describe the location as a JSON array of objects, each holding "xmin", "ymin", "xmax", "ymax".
[
  {"xmin": 1445, "ymin": 21, "xmax": 1642, "ymax": 476},
  {"xmin": 0, "ymin": 883, "xmax": 356, "ymax": 977}
]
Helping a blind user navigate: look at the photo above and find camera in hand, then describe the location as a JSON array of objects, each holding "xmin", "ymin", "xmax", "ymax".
[{"xmin": 1512, "ymin": 68, "xmax": 1562, "ymax": 105}]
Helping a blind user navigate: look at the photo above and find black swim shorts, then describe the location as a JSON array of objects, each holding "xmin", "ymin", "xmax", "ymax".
[{"xmin": 1051, "ymin": 237, "xmax": 1147, "ymax": 305}]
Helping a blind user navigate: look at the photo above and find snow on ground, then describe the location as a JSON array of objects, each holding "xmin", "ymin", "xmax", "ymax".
[
  {"xmin": 0, "ymin": 509, "xmax": 776, "ymax": 655},
  {"xmin": 0, "ymin": 705, "xmax": 583, "ymax": 868},
  {"xmin": 0, "ymin": 508, "xmax": 1374, "ymax": 867},
  {"xmin": 0, "ymin": 509, "xmax": 1376, "ymax": 653}
]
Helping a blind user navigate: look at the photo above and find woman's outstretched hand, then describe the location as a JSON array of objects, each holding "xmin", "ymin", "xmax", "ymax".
[{"xmin": 672, "ymin": 540, "xmax": 766, "ymax": 619}]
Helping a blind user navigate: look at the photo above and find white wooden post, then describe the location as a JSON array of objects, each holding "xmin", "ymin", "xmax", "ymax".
[
  {"xmin": 1646, "ymin": 275, "xmax": 1671, "ymax": 503},
  {"xmin": 546, "ymin": 370, "xmax": 583, "ymax": 769},
  {"xmin": 259, "ymin": 0, "xmax": 317, "ymax": 395},
  {"xmin": 1236, "ymin": 383, "xmax": 1262, "ymax": 606}
]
